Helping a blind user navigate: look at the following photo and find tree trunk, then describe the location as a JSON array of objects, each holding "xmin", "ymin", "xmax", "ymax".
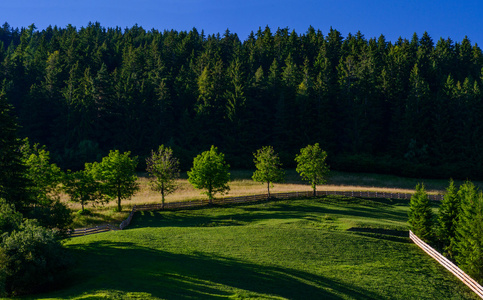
[
  {"xmin": 161, "ymin": 183, "xmax": 165, "ymax": 208},
  {"xmin": 267, "ymin": 182, "xmax": 270, "ymax": 199},
  {"xmin": 117, "ymin": 189, "xmax": 122, "ymax": 212},
  {"xmin": 208, "ymin": 185, "xmax": 213, "ymax": 205}
]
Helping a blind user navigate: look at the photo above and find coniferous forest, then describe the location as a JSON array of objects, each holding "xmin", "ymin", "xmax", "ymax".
[{"xmin": 1, "ymin": 22, "xmax": 483, "ymax": 179}]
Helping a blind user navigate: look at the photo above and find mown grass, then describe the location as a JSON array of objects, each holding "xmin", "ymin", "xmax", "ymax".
[
  {"xmin": 69, "ymin": 169, "xmax": 478, "ymax": 228},
  {"xmin": 36, "ymin": 196, "xmax": 477, "ymax": 299}
]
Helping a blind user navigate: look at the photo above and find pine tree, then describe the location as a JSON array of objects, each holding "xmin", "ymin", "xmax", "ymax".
[
  {"xmin": 0, "ymin": 91, "xmax": 30, "ymax": 210},
  {"xmin": 408, "ymin": 183, "xmax": 434, "ymax": 242},
  {"xmin": 453, "ymin": 181, "xmax": 483, "ymax": 280},
  {"xmin": 438, "ymin": 179, "xmax": 460, "ymax": 257}
]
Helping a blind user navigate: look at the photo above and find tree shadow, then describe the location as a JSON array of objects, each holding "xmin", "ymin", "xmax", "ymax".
[
  {"xmin": 129, "ymin": 198, "xmax": 408, "ymax": 230},
  {"xmin": 44, "ymin": 241, "xmax": 382, "ymax": 299},
  {"xmin": 346, "ymin": 227, "xmax": 411, "ymax": 243}
]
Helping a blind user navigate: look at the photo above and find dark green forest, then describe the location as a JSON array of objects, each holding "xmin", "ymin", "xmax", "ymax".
[{"xmin": 1, "ymin": 22, "xmax": 483, "ymax": 178}]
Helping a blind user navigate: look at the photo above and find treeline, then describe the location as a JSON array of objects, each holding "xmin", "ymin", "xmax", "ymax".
[
  {"xmin": 1, "ymin": 22, "xmax": 483, "ymax": 178},
  {"xmin": 409, "ymin": 180, "xmax": 483, "ymax": 282}
]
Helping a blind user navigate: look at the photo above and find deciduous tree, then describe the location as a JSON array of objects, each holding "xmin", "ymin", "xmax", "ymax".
[
  {"xmin": 146, "ymin": 145, "xmax": 180, "ymax": 207},
  {"xmin": 63, "ymin": 169, "xmax": 105, "ymax": 213},
  {"xmin": 21, "ymin": 140, "xmax": 63, "ymax": 206},
  {"xmin": 188, "ymin": 145, "xmax": 230, "ymax": 204},
  {"xmin": 0, "ymin": 219, "xmax": 71, "ymax": 296},
  {"xmin": 252, "ymin": 146, "xmax": 285, "ymax": 198},
  {"xmin": 88, "ymin": 150, "xmax": 139, "ymax": 212},
  {"xmin": 295, "ymin": 143, "xmax": 329, "ymax": 196}
]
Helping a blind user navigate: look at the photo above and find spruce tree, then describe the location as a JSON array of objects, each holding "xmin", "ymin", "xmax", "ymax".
[
  {"xmin": 438, "ymin": 179, "xmax": 460, "ymax": 257},
  {"xmin": 408, "ymin": 183, "xmax": 434, "ymax": 243},
  {"xmin": 0, "ymin": 91, "xmax": 30, "ymax": 210},
  {"xmin": 453, "ymin": 181, "xmax": 483, "ymax": 281}
]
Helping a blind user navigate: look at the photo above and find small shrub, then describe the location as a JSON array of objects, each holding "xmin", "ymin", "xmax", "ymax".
[
  {"xmin": 322, "ymin": 214, "xmax": 336, "ymax": 221},
  {"xmin": 77, "ymin": 208, "xmax": 92, "ymax": 215},
  {"xmin": 0, "ymin": 198, "xmax": 22, "ymax": 233},
  {"xmin": 27, "ymin": 199, "xmax": 73, "ymax": 232},
  {"xmin": 1, "ymin": 220, "xmax": 71, "ymax": 296}
]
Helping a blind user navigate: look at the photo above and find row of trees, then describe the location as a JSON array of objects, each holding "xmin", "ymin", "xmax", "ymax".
[
  {"xmin": 2, "ymin": 22, "xmax": 483, "ymax": 178},
  {"xmin": 69, "ymin": 143, "xmax": 329, "ymax": 211},
  {"xmin": 0, "ymin": 85, "xmax": 328, "ymax": 297},
  {"xmin": 408, "ymin": 181, "xmax": 483, "ymax": 282},
  {"xmin": 189, "ymin": 144, "xmax": 329, "ymax": 202},
  {"xmin": 2, "ymin": 82, "xmax": 330, "ymax": 217}
]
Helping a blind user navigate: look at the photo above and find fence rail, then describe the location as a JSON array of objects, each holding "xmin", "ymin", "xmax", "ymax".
[
  {"xmin": 69, "ymin": 190, "xmax": 443, "ymax": 234},
  {"xmin": 68, "ymin": 224, "xmax": 112, "ymax": 237},
  {"xmin": 118, "ymin": 190, "xmax": 443, "ymax": 230},
  {"xmin": 410, "ymin": 230, "xmax": 483, "ymax": 299}
]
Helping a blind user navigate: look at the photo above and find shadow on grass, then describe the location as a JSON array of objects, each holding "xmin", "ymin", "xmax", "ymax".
[
  {"xmin": 46, "ymin": 241, "xmax": 381, "ymax": 300},
  {"xmin": 129, "ymin": 197, "xmax": 410, "ymax": 230},
  {"xmin": 346, "ymin": 227, "xmax": 411, "ymax": 243}
]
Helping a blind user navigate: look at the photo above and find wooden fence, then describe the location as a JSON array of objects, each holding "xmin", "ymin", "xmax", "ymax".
[
  {"xmin": 118, "ymin": 190, "xmax": 443, "ymax": 230},
  {"xmin": 68, "ymin": 191, "xmax": 443, "ymax": 234},
  {"xmin": 69, "ymin": 192, "xmax": 483, "ymax": 298},
  {"xmin": 68, "ymin": 224, "xmax": 112, "ymax": 237},
  {"xmin": 410, "ymin": 230, "xmax": 483, "ymax": 299}
]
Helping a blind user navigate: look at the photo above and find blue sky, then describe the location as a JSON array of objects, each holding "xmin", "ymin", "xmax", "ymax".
[{"xmin": 3, "ymin": 0, "xmax": 483, "ymax": 45}]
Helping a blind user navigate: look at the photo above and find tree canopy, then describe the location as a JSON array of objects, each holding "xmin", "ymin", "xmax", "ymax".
[
  {"xmin": 146, "ymin": 145, "xmax": 180, "ymax": 207},
  {"xmin": 408, "ymin": 184, "xmax": 434, "ymax": 243},
  {"xmin": 63, "ymin": 169, "xmax": 105, "ymax": 213},
  {"xmin": 0, "ymin": 91, "xmax": 30, "ymax": 209},
  {"xmin": 188, "ymin": 145, "xmax": 230, "ymax": 203},
  {"xmin": 252, "ymin": 146, "xmax": 285, "ymax": 198},
  {"xmin": 87, "ymin": 150, "xmax": 139, "ymax": 212},
  {"xmin": 295, "ymin": 143, "xmax": 329, "ymax": 196},
  {"xmin": 1, "ymin": 23, "xmax": 483, "ymax": 179},
  {"xmin": 453, "ymin": 181, "xmax": 483, "ymax": 281}
]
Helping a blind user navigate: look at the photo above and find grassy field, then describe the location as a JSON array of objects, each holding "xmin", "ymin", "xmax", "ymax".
[
  {"xmin": 69, "ymin": 170, "xmax": 477, "ymax": 228},
  {"xmin": 37, "ymin": 196, "xmax": 477, "ymax": 299}
]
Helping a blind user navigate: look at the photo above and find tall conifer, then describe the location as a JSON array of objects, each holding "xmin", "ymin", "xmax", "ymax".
[
  {"xmin": 438, "ymin": 179, "xmax": 460, "ymax": 257},
  {"xmin": 453, "ymin": 181, "xmax": 483, "ymax": 280},
  {"xmin": 0, "ymin": 91, "xmax": 30, "ymax": 210},
  {"xmin": 408, "ymin": 183, "xmax": 434, "ymax": 243}
]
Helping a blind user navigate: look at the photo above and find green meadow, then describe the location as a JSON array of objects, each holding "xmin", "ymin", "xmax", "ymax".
[{"xmin": 37, "ymin": 196, "xmax": 477, "ymax": 299}]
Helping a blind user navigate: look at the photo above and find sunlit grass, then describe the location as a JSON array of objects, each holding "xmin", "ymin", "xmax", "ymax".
[
  {"xmin": 66, "ymin": 169, "xmax": 482, "ymax": 228},
  {"xmin": 37, "ymin": 197, "xmax": 477, "ymax": 299}
]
